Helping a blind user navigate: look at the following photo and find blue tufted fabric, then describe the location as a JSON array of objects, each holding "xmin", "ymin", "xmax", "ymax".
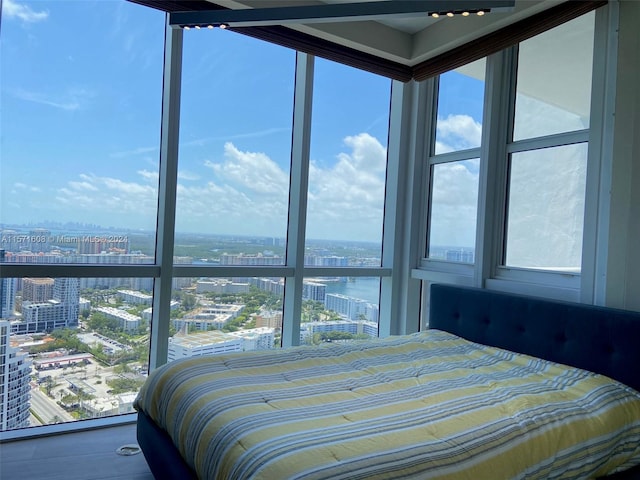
[{"xmin": 429, "ymin": 284, "xmax": 640, "ymax": 393}]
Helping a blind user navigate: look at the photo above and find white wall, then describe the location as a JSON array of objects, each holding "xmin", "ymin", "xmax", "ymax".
[{"xmin": 606, "ymin": 0, "xmax": 640, "ymax": 311}]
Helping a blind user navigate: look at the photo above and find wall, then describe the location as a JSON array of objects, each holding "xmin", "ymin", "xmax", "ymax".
[{"xmin": 606, "ymin": 0, "xmax": 640, "ymax": 311}]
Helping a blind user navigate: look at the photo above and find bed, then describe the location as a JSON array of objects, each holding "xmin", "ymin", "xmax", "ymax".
[{"xmin": 135, "ymin": 284, "xmax": 640, "ymax": 479}]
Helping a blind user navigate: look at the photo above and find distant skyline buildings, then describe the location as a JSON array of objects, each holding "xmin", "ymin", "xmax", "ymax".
[
  {"xmin": 1, "ymin": 225, "xmax": 389, "ymax": 332},
  {"xmin": 1, "ymin": 229, "xmax": 130, "ymax": 255}
]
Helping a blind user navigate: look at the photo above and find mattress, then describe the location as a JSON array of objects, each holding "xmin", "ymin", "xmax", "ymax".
[{"xmin": 134, "ymin": 329, "xmax": 640, "ymax": 479}]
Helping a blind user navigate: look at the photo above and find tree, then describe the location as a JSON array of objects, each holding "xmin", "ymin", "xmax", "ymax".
[{"xmin": 182, "ymin": 293, "xmax": 197, "ymax": 310}]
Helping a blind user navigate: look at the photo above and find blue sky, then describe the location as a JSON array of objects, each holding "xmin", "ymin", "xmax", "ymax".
[{"xmin": 0, "ymin": 0, "xmax": 483, "ymax": 246}]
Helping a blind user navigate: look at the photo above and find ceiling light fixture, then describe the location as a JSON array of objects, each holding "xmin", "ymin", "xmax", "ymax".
[
  {"xmin": 170, "ymin": 1, "xmax": 515, "ymax": 29},
  {"xmin": 181, "ymin": 23, "xmax": 229, "ymax": 30}
]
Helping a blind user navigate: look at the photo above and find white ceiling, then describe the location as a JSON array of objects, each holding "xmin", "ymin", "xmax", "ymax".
[{"xmin": 207, "ymin": 0, "xmax": 564, "ymax": 66}]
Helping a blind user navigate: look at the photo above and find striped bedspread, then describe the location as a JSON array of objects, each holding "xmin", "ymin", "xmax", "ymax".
[{"xmin": 134, "ymin": 330, "xmax": 640, "ymax": 479}]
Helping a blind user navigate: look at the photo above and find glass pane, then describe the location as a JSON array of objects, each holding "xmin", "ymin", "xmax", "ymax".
[
  {"xmin": 2, "ymin": 276, "xmax": 153, "ymax": 431},
  {"xmin": 301, "ymin": 276, "xmax": 380, "ymax": 344},
  {"xmin": 306, "ymin": 59, "xmax": 390, "ymax": 263},
  {"xmin": 168, "ymin": 278, "xmax": 283, "ymax": 362},
  {"xmin": 505, "ymin": 144, "xmax": 588, "ymax": 270},
  {"xmin": 0, "ymin": 1, "xmax": 164, "ymax": 263},
  {"xmin": 174, "ymin": 30, "xmax": 295, "ymax": 264},
  {"xmin": 428, "ymin": 160, "xmax": 479, "ymax": 263},
  {"xmin": 513, "ymin": 12, "xmax": 594, "ymax": 141},
  {"xmin": 435, "ymin": 58, "xmax": 485, "ymax": 154}
]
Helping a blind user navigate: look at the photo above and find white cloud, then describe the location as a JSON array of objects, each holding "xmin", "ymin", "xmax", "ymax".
[
  {"xmin": 13, "ymin": 182, "xmax": 41, "ymax": 192},
  {"xmin": 11, "ymin": 87, "xmax": 93, "ymax": 111},
  {"xmin": 2, "ymin": 0, "xmax": 48, "ymax": 23},
  {"xmin": 170, "ymin": 133, "xmax": 388, "ymax": 240},
  {"xmin": 435, "ymin": 114, "xmax": 482, "ymax": 154},
  {"xmin": 306, "ymin": 133, "xmax": 386, "ymax": 240},
  {"xmin": 55, "ymin": 173, "xmax": 158, "ymax": 229},
  {"xmin": 110, "ymin": 146, "xmax": 158, "ymax": 158},
  {"xmin": 68, "ymin": 181, "xmax": 98, "ymax": 192},
  {"xmin": 178, "ymin": 170, "xmax": 200, "ymax": 181},
  {"xmin": 206, "ymin": 142, "xmax": 289, "ymax": 196},
  {"xmin": 175, "ymin": 143, "xmax": 290, "ymax": 235},
  {"xmin": 429, "ymin": 160, "xmax": 479, "ymax": 248}
]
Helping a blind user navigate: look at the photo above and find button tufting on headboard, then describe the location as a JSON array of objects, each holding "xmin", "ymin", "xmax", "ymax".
[{"xmin": 429, "ymin": 284, "xmax": 640, "ymax": 393}]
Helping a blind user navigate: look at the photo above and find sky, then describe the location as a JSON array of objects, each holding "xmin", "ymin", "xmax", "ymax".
[
  {"xmin": 0, "ymin": 0, "xmax": 482, "ymax": 245},
  {"xmin": 0, "ymin": 0, "xmax": 589, "ymax": 267}
]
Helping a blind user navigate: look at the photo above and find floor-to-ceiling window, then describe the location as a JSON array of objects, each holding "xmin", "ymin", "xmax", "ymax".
[
  {"xmin": 0, "ymin": 0, "xmax": 164, "ymax": 432},
  {"xmin": 303, "ymin": 58, "xmax": 391, "ymax": 341},
  {"xmin": 0, "ymin": 0, "xmax": 392, "ymax": 435}
]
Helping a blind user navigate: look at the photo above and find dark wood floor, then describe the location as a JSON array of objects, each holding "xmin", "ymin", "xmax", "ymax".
[{"xmin": 0, "ymin": 423, "xmax": 154, "ymax": 480}]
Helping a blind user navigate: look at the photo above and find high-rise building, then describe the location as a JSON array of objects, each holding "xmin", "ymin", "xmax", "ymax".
[
  {"xmin": 22, "ymin": 278, "xmax": 55, "ymax": 303},
  {"xmin": 325, "ymin": 293, "xmax": 380, "ymax": 323},
  {"xmin": 0, "ymin": 321, "xmax": 31, "ymax": 430},
  {"xmin": 0, "ymin": 250, "xmax": 16, "ymax": 319},
  {"xmin": 302, "ymin": 281, "xmax": 326, "ymax": 302},
  {"xmin": 13, "ymin": 278, "xmax": 80, "ymax": 334}
]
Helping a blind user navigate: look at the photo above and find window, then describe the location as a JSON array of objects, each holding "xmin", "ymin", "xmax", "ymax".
[
  {"xmin": 0, "ymin": 0, "xmax": 164, "ymax": 264},
  {"xmin": 174, "ymin": 29, "xmax": 295, "ymax": 260},
  {"xmin": 427, "ymin": 59, "xmax": 485, "ymax": 264},
  {"xmin": 0, "ymin": 0, "xmax": 164, "ymax": 432},
  {"xmin": 504, "ymin": 12, "xmax": 594, "ymax": 272},
  {"xmin": 301, "ymin": 59, "xmax": 390, "ymax": 341},
  {"xmin": 417, "ymin": 9, "xmax": 599, "ymax": 309},
  {"xmin": 301, "ymin": 276, "xmax": 381, "ymax": 342},
  {"xmin": 306, "ymin": 59, "xmax": 390, "ymax": 263},
  {"xmin": 0, "ymin": 2, "xmax": 392, "ymax": 434},
  {"xmin": 505, "ymin": 144, "xmax": 588, "ymax": 270}
]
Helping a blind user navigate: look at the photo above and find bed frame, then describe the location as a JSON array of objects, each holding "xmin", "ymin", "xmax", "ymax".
[{"xmin": 137, "ymin": 284, "xmax": 640, "ymax": 479}]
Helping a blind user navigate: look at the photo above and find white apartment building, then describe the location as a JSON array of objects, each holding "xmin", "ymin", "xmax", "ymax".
[
  {"xmin": 94, "ymin": 307, "xmax": 141, "ymax": 333},
  {"xmin": 300, "ymin": 319, "xmax": 379, "ymax": 342},
  {"xmin": 302, "ymin": 281, "xmax": 327, "ymax": 302},
  {"xmin": 325, "ymin": 293, "xmax": 380, "ymax": 323},
  {"xmin": 117, "ymin": 290, "xmax": 153, "ymax": 305},
  {"xmin": 195, "ymin": 279, "xmax": 250, "ymax": 294},
  {"xmin": 168, "ymin": 331, "xmax": 244, "ymax": 361},
  {"xmin": 141, "ymin": 300, "xmax": 180, "ymax": 322},
  {"xmin": 172, "ymin": 304, "xmax": 242, "ymax": 332},
  {"xmin": 229, "ymin": 327, "xmax": 275, "ymax": 350},
  {"xmin": 0, "ymin": 321, "xmax": 31, "ymax": 431}
]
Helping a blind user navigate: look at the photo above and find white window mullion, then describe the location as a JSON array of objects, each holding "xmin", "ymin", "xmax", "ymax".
[
  {"xmin": 149, "ymin": 22, "xmax": 182, "ymax": 370},
  {"xmin": 281, "ymin": 52, "xmax": 314, "ymax": 347},
  {"xmin": 580, "ymin": 2, "xmax": 619, "ymax": 305},
  {"xmin": 383, "ymin": 79, "xmax": 432, "ymax": 336},
  {"xmin": 474, "ymin": 48, "xmax": 516, "ymax": 288}
]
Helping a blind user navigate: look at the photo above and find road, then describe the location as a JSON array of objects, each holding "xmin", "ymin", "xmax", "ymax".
[{"xmin": 29, "ymin": 387, "xmax": 74, "ymax": 425}]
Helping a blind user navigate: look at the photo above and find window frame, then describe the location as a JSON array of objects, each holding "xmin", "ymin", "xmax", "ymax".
[
  {"xmin": 1, "ymin": 15, "xmax": 397, "ymax": 440},
  {"xmin": 415, "ymin": 6, "xmax": 611, "ymax": 306}
]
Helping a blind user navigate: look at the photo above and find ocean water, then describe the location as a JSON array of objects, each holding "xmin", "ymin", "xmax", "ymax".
[{"xmin": 324, "ymin": 277, "xmax": 380, "ymax": 305}]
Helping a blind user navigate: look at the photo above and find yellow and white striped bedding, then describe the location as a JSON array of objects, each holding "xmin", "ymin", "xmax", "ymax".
[{"xmin": 134, "ymin": 330, "xmax": 640, "ymax": 479}]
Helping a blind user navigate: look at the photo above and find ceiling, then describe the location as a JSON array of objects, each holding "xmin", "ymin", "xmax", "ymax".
[{"xmin": 196, "ymin": 0, "xmax": 563, "ymax": 66}]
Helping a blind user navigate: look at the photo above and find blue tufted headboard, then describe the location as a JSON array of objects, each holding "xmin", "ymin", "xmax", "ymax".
[{"xmin": 429, "ymin": 284, "xmax": 640, "ymax": 393}]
